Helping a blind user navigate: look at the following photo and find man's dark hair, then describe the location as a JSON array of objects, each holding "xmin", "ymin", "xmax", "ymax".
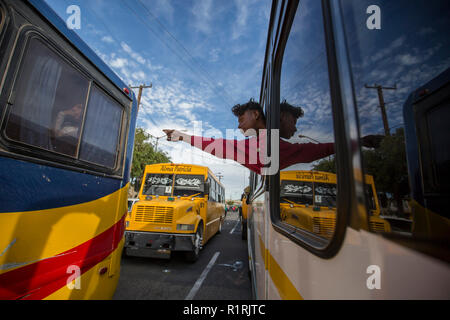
[
  {"xmin": 280, "ymin": 100, "xmax": 304, "ymax": 119},
  {"xmin": 232, "ymin": 98, "xmax": 266, "ymax": 122}
]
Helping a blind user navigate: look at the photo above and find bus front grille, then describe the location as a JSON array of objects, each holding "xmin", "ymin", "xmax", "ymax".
[
  {"xmin": 134, "ymin": 206, "xmax": 174, "ymax": 224},
  {"xmin": 369, "ymin": 220, "xmax": 389, "ymax": 233},
  {"xmin": 312, "ymin": 217, "xmax": 335, "ymax": 238}
]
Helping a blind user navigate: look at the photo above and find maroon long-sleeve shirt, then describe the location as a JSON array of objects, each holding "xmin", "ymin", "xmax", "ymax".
[{"xmin": 189, "ymin": 135, "xmax": 334, "ymax": 174}]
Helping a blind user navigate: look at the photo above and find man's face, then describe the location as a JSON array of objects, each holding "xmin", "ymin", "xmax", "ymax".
[
  {"xmin": 238, "ymin": 109, "xmax": 259, "ymax": 136},
  {"xmin": 280, "ymin": 112, "xmax": 297, "ymax": 139}
]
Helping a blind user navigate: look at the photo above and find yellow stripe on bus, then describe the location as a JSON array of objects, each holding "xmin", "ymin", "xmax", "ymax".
[{"xmin": 258, "ymin": 235, "xmax": 303, "ymax": 300}]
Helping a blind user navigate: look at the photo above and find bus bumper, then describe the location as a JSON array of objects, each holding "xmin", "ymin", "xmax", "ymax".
[{"xmin": 124, "ymin": 231, "xmax": 195, "ymax": 258}]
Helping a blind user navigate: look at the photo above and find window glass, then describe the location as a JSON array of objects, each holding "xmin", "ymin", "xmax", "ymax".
[
  {"xmin": 278, "ymin": 0, "xmax": 337, "ymax": 241},
  {"xmin": 173, "ymin": 174, "xmax": 205, "ymax": 197},
  {"xmin": 280, "ymin": 180, "xmax": 313, "ymax": 206},
  {"xmin": 142, "ymin": 173, "xmax": 173, "ymax": 196},
  {"xmin": 314, "ymin": 183, "xmax": 337, "ymax": 208},
  {"xmin": 341, "ymin": 0, "xmax": 450, "ymax": 238},
  {"xmin": 79, "ymin": 85, "xmax": 123, "ymax": 168},
  {"xmin": 5, "ymin": 38, "xmax": 89, "ymax": 156}
]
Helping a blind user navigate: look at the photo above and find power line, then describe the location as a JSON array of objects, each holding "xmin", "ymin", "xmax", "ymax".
[{"xmin": 120, "ymin": 0, "xmax": 233, "ymax": 108}]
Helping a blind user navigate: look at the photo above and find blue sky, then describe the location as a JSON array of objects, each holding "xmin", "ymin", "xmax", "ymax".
[{"xmin": 44, "ymin": 0, "xmax": 271, "ymax": 200}]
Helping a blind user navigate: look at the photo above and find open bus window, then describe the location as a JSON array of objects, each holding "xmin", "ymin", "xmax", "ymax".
[
  {"xmin": 142, "ymin": 174, "xmax": 173, "ymax": 196},
  {"xmin": 173, "ymin": 174, "xmax": 205, "ymax": 197},
  {"xmin": 5, "ymin": 37, "xmax": 89, "ymax": 157},
  {"xmin": 277, "ymin": 0, "xmax": 337, "ymax": 241}
]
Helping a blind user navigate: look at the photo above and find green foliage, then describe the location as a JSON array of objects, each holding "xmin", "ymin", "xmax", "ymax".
[
  {"xmin": 362, "ymin": 128, "xmax": 409, "ymax": 212},
  {"xmin": 131, "ymin": 127, "xmax": 171, "ymax": 186},
  {"xmin": 312, "ymin": 156, "xmax": 336, "ymax": 173}
]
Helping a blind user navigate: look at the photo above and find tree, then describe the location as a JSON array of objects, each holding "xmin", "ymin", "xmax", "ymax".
[
  {"xmin": 311, "ymin": 129, "xmax": 409, "ymax": 214},
  {"xmin": 131, "ymin": 127, "xmax": 171, "ymax": 191},
  {"xmin": 312, "ymin": 156, "xmax": 336, "ymax": 173},
  {"xmin": 362, "ymin": 128, "xmax": 409, "ymax": 214}
]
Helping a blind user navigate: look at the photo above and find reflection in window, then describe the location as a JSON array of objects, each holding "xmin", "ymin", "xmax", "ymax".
[
  {"xmin": 314, "ymin": 183, "xmax": 337, "ymax": 208},
  {"xmin": 79, "ymin": 86, "xmax": 123, "ymax": 168},
  {"xmin": 5, "ymin": 38, "xmax": 89, "ymax": 156},
  {"xmin": 280, "ymin": 180, "xmax": 313, "ymax": 205},
  {"xmin": 341, "ymin": 0, "xmax": 450, "ymax": 238},
  {"xmin": 278, "ymin": 0, "xmax": 337, "ymax": 240}
]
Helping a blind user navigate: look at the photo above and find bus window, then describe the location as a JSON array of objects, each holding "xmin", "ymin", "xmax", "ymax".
[
  {"xmin": 173, "ymin": 174, "xmax": 205, "ymax": 197},
  {"xmin": 5, "ymin": 37, "xmax": 89, "ymax": 156},
  {"xmin": 277, "ymin": 0, "xmax": 337, "ymax": 242},
  {"xmin": 79, "ymin": 85, "xmax": 123, "ymax": 168},
  {"xmin": 142, "ymin": 173, "xmax": 173, "ymax": 196},
  {"xmin": 280, "ymin": 180, "xmax": 313, "ymax": 206},
  {"xmin": 340, "ymin": 0, "xmax": 450, "ymax": 240},
  {"xmin": 314, "ymin": 183, "xmax": 337, "ymax": 208}
]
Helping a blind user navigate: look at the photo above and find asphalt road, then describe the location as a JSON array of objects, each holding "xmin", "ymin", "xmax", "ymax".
[{"xmin": 113, "ymin": 209, "xmax": 252, "ymax": 300}]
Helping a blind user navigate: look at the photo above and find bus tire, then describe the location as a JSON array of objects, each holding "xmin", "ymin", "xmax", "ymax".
[
  {"xmin": 186, "ymin": 223, "xmax": 203, "ymax": 262},
  {"xmin": 241, "ymin": 220, "xmax": 247, "ymax": 240},
  {"xmin": 217, "ymin": 218, "xmax": 222, "ymax": 234}
]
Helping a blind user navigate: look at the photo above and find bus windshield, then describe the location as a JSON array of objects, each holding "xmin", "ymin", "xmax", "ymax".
[
  {"xmin": 280, "ymin": 180, "xmax": 313, "ymax": 205},
  {"xmin": 173, "ymin": 174, "xmax": 205, "ymax": 197},
  {"xmin": 142, "ymin": 173, "xmax": 173, "ymax": 196},
  {"xmin": 314, "ymin": 183, "xmax": 337, "ymax": 208}
]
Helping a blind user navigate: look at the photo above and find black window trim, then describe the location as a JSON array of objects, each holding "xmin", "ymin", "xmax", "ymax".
[
  {"xmin": 266, "ymin": 0, "xmax": 358, "ymax": 259},
  {"xmin": 0, "ymin": 26, "xmax": 129, "ymax": 178}
]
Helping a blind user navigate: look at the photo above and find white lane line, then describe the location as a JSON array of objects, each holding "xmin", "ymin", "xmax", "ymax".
[
  {"xmin": 185, "ymin": 251, "xmax": 220, "ymax": 300},
  {"xmin": 230, "ymin": 219, "xmax": 240, "ymax": 234}
]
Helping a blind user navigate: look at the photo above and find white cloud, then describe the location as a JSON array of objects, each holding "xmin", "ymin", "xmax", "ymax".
[
  {"xmin": 191, "ymin": 0, "xmax": 213, "ymax": 34},
  {"xmin": 232, "ymin": 0, "xmax": 249, "ymax": 40},
  {"xmin": 101, "ymin": 35, "xmax": 114, "ymax": 44},
  {"xmin": 121, "ymin": 42, "xmax": 146, "ymax": 64}
]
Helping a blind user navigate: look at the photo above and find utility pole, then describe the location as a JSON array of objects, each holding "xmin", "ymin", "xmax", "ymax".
[
  {"xmin": 365, "ymin": 84, "xmax": 397, "ymax": 136},
  {"xmin": 129, "ymin": 83, "xmax": 152, "ymax": 112}
]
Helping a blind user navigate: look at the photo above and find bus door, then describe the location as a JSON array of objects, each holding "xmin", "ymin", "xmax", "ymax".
[{"xmin": 250, "ymin": 174, "xmax": 268, "ymax": 299}]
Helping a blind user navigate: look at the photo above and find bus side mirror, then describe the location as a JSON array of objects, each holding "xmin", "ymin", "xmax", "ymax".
[{"xmin": 204, "ymin": 182, "xmax": 210, "ymax": 195}]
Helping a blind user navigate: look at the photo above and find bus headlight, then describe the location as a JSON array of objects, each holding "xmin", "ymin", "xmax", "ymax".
[{"xmin": 177, "ymin": 224, "xmax": 195, "ymax": 231}]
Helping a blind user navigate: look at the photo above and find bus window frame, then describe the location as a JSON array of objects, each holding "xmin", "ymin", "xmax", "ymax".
[
  {"xmin": 264, "ymin": 0, "xmax": 360, "ymax": 259},
  {"xmin": 0, "ymin": 26, "xmax": 129, "ymax": 179}
]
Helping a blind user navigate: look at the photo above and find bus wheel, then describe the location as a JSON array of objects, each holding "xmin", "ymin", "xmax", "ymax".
[
  {"xmin": 186, "ymin": 224, "xmax": 203, "ymax": 262},
  {"xmin": 217, "ymin": 218, "xmax": 222, "ymax": 234},
  {"xmin": 241, "ymin": 220, "xmax": 247, "ymax": 240}
]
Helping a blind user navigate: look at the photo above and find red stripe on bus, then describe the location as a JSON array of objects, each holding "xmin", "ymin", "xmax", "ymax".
[{"xmin": 0, "ymin": 214, "xmax": 125, "ymax": 300}]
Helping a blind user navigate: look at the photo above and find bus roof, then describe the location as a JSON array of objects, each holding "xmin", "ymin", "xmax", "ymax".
[
  {"xmin": 27, "ymin": 0, "xmax": 133, "ymax": 101},
  {"xmin": 144, "ymin": 163, "xmax": 224, "ymax": 188},
  {"xmin": 281, "ymin": 170, "xmax": 375, "ymax": 185}
]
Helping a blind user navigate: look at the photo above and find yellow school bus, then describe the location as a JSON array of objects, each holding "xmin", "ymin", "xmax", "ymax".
[
  {"xmin": 240, "ymin": 186, "xmax": 250, "ymax": 240},
  {"xmin": 280, "ymin": 171, "xmax": 390, "ymax": 238},
  {"xmin": 124, "ymin": 163, "xmax": 225, "ymax": 261}
]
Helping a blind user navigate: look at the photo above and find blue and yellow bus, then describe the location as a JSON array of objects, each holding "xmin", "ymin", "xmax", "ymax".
[{"xmin": 0, "ymin": 0, "xmax": 138, "ymax": 299}]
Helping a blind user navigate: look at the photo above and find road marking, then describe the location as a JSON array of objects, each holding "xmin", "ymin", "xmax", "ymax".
[
  {"xmin": 230, "ymin": 220, "xmax": 240, "ymax": 234},
  {"xmin": 185, "ymin": 251, "xmax": 220, "ymax": 300}
]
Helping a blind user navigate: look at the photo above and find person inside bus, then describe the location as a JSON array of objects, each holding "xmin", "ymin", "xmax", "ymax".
[
  {"xmin": 163, "ymin": 99, "xmax": 378, "ymax": 174},
  {"xmin": 52, "ymin": 103, "xmax": 84, "ymax": 155},
  {"xmin": 54, "ymin": 103, "xmax": 83, "ymax": 139}
]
